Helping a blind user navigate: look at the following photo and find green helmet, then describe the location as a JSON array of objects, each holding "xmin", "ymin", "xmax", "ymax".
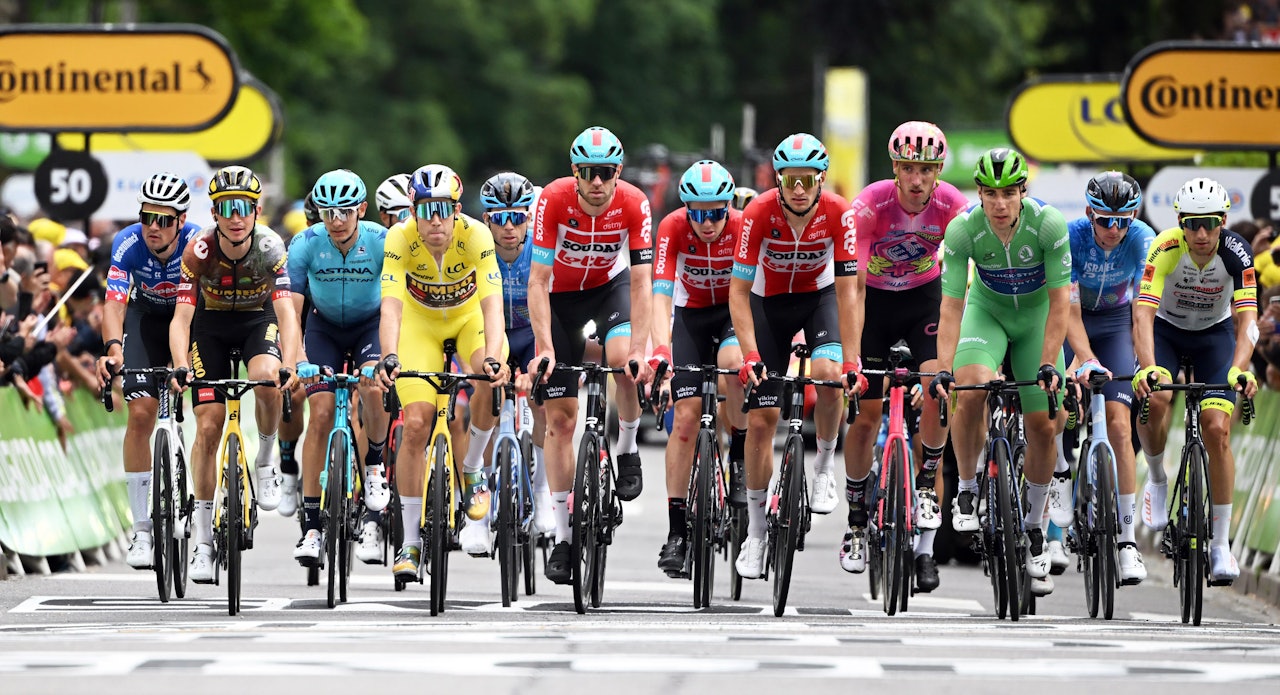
[{"xmin": 973, "ymin": 148, "xmax": 1028, "ymax": 188}]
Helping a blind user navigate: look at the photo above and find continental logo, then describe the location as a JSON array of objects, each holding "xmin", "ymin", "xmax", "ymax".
[
  {"xmin": 405, "ymin": 270, "xmax": 477, "ymax": 309},
  {"xmin": 1121, "ymin": 42, "xmax": 1280, "ymax": 148},
  {"xmin": 0, "ymin": 27, "xmax": 240, "ymax": 131}
]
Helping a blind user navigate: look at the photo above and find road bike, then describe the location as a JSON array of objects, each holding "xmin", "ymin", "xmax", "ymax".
[
  {"xmin": 102, "ymin": 367, "xmax": 192, "ymax": 603},
  {"xmin": 1139, "ymin": 358, "xmax": 1254, "ymax": 626},
  {"xmin": 314, "ymin": 365, "xmax": 375, "ymax": 608}
]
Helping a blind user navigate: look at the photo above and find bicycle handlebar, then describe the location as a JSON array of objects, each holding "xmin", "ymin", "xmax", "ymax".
[
  {"xmin": 1137, "ymin": 371, "xmax": 1255, "ymax": 426},
  {"xmin": 951, "ymin": 377, "xmax": 1061, "ymax": 420},
  {"xmin": 740, "ymin": 362, "xmax": 765, "ymax": 414},
  {"xmin": 852, "ymin": 367, "xmax": 948, "ymax": 428},
  {"xmin": 530, "ymin": 357, "xmax": 551, "ymax": 407},
  {"xmin": 279, "ymin": 369, "xmax": 292, "ymax": 423}
]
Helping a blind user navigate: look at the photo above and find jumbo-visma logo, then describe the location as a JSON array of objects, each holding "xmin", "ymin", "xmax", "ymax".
[
  {"xmin": 1121, "ymin": 41, "xmax": 1280, "ymax": 149},
  {"xmin": 0, "ymin": 25, "xmax": 240, "ymax": 132}
]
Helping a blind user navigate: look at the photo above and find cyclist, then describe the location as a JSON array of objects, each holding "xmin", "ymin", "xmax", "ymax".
[
  {"xmin": 931, "ymin": 148, "xmax": 1069, "ymax": 596},
  {"xmin": 480, "ymin": 171, "xmax": 554, "ymax": 538},
  {"xmin": 169, "ymin": 165, "xmax": 302, "ymax": 583},
  {"xmin": 650, "ymin": 160, "xmax": 748, "ymax": 577},
  {"xmin": 287, "ymin": 169, "xmax": 392, "ymax": 567},
  {"xmin": 840, "ymin": 122, "xmax": 968, "ymax": 592},
  {"xmin": 375, "ymin": 174, "xmax": 413, "ymax": 229},
  {"xmin": 375, "ymin": 164, "xmax": 510, "ymax": 577},
  {"xmin": 278, "ymin": 192, "xmax": 320, "ymax": 517},
  {"xmin": 96, "ymin": 173, "xmax": 201, "ymax": 570},
  {"xmin": 1131, "ymin": 176, "xmax": 1258, "ymax": 585},
  {"xmin": 1054, "ymin": 171, "xmax": 1155, "ymax": 584},
  {"xmin": 730, "ymin": 133, "xmax": 858, "ymax": 579},
  {"xmin": 528, "ymin": 126, "xmax": 655, "ymax": 585}
]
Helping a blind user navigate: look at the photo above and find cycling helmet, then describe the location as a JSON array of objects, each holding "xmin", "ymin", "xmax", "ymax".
[
  {"xmin": 732, "ymin": 187, "xmax": 758, "ymax": 211},
  {"xmin": 1085, "ymin": 171, "xmax": 1142, "ymax": 213},
  {"xmin": 311, "ymin": 169, "xmax": 367, "ymax": 209},
  {"xmin": 208, "ymin": 165, "xmax": 263, "ymax": 201},
  {"xmin": 480, "ymin": 172, "xmax": 536, "ymax": 210},
  {"xmin": 1173, "ymin": 177, "xmax": 1231, "ymax": 215},
  {"xmin": 375, "ymin": 173, "xmax": 412, "ymax": 213},
  {"xmin": 569, "ymin": 126, "xmax": 625, "ymax": 166},
  {"xmin": 137, "ymin": 172, "xmax": 192, "ymax": 212},
  {"xmin": 303, "ymin": 192, "xmax": 320, "ymax": 225},
  {"xmin": 772, "ymin": 133, "xmax": 829, "ymax": 172},
  {"xmin": 888, "ymin": 121, "xmax": 947, "ymax": 163},
  {"xmin": 678, "ymin": 160, "xmax": 735, "ymax": 204},
  {"xmin": 408, "ymin": 164, "xmax": 463, "ymax": 203},
  {"xmin": 973, "ymin": 148, "xmax": 1029, "ymax": 188}
]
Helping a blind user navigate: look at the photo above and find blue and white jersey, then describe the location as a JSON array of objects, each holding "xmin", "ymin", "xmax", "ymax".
[
  {"xmin": 1067, "ymin": 216, "xmax": 1156, "ymax": 311},
  {"xmin": 287, "ymin": 221, "xmax": 387, "ymax": 328},
  {"xmin": 495, "ymin": 230, "xmax": 533, "ymax": 331},
  {"xmin": 106, "ymin": 222, "xmax": 201, "ymax": 313}
]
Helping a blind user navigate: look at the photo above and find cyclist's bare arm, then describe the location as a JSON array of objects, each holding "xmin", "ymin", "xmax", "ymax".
[
  {"xmin": 728, "ymin": 276, "xmax": 757, "ymax": 358},
  {"xmin": 628, "ymin": 263, "xmax": 654, "ymax": 372},
  {"xmin": 1041, "ymin": 285, "xmax": 1071, "ymax": 385},
  {"xmin": 837, "ymin": 272, "xmax": 863, "ymax": 364},
  {"xmin": 97, "ymin": 297, "xmax": 127, "ymax": 386},
  {"xmin": 479, "ymin": 293, "xmax": 510, "ymax": 387},
  {"xmin": 527, "ymin": 262, "xmax": 555, "ymax": 378},
  {"xmin": 169, "ymin": 302, "xmax": 195, "ymax": 376},
  {"xmin": 651, "ymin": 292, "xmax": 673, "ymax": 354},
  {"xmin": 1231, "ymin": 306, "xmax": 1260, "ymax": 397},
  {"xmin": 1065, "ymin": 283, "xmax": 1098, "ymax": 369},
  {"xmin": 291, "ymin": 292, "xmax": 309, "ymax": 365},
  {"xmin": 377, "ymin": 296, "xmax": 402, "ymax": 388},
  {"xmin": 934, "ymin": 294, "xmax": 964, "ymax": 375}
]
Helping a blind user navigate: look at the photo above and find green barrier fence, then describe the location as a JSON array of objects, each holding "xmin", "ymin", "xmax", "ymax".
[{"xmin": 0, "ymin": 387, "xmax": 129, "ymax": 558}]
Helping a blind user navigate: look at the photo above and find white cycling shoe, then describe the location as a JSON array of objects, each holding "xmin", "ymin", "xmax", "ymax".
[
  {"xmin": 533, "ymin": 489, "xmax": 556, "ymax": 535},
  {"xmin": 952, "ymin": 491, "xmax": 980, "ymax": 532},
  {"xmin": 355, "ymin": 521, "xmax": 383, "ymax": 564},
  {"xmin": 293, "ymin": 530, "xmax": 322, "ymax": 567},
  {"xmin": 256, "ymin": 466, "xmax": 282, "ymax": 512},
  {"xmin": 1118, "ymin": 543, "xmax": 1147, "ymax": 585},
  {"xmin": 1048, "ymin": 473, "xmax": 1074, "ymax": 526},
  {"xmin": 460, "ymin": 517, "xmax": 492, "ymax": 557},
  {"xmin": 364, "ymin": 467, "xmax": 390, "ymax": 512},
  {"xmin": 277, "ymin": 473, "xmax": 299, "ymax": 518},
  {"xmin": 914, "ymin": 487, "xmax": 942, "ymax": 530},
  {"xmin": 190, "ymin": 543, "xmax": 216, "ymax": 583},
  {"xmin": 1209, "ymin": 546, "xmax": 1240, "ymax": 584},
  {"xmin": 735, "ymin": 537, "xmax": 767, "ymax": 579},
  {"xmin": 839, "ymin": 527, "xmax": 867, "ymax": 573},
  {"xmin": 809, "ymin": 471, "xmax": 839, "ymax": 514},
  {"xmin": 126, "ymin": 531, "xmax": 154, "ymax": 570},
  {"xmin": 1048, "ymin": 539, "xmax": 1070, "ymax": 576}
]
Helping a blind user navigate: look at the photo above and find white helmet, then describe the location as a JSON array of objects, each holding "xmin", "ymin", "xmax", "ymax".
[
  {"xmin": 1173, "ymin": 177, "xmax": 1231, "ymax": 215},
  {"xmin": 375, "ymin": 173, "xmax": 412, "ymax": 214},
  {"xmin": 137, "ymin": 172, "xmax": 191, "ymax": 212}
]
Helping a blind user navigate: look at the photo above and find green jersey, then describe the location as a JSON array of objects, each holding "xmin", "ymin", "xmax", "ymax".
[{"xmin": 941, "ymin": 198, "xmax": 1071, "ymax": 310}]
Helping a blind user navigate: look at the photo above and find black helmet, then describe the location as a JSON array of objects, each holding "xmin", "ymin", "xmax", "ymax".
[
  {"xmin": 1085, "ymin": 171, "xmax": 1142, "ymax": 213},
  {"xmin": 479, "ymin": 172, "xmax": 536, "ymax": 210},
  {"xmin": 303, "ymin": 192, "xmax": 320, "ymax": 226}
]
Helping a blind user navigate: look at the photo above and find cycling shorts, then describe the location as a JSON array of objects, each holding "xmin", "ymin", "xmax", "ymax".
[
  {"xmin": 122, "ymin": 307, "xmax": 174, "ymax": 401},
  {"xmin": 396, "ymin": 308, "xmax": 507, "ymax": 407},
  {"xmin": 1062, "ymin": 304, "xmax": 1136, "ymax": 406},
  {"xmin": 189, "ymin": 307, "xmax": 281, "ymax": 406},
  {"xmin": 954, "ymin": 295, "xmax": 1064, "ymax": 414},
  {"xmin": 303, "ymin": 310, "xmax": 381, "ymax": 396},
  {"xmin": 748, "ymin": 286, "xmax": 841, "ymax": 410},
  {"xmin": 860, "ymin": 278, "xmax": 940, "ymax": 400},
  {"xmin": 507, "ymin": 325, "xmax": 536, "ymax": 375},
  {"xmin": 1152, "ymin": 316, "xmax": 1236, "ymax": 414},
  {"xmin": 671, "ymin": 304, "xmax": 736, "ymax": 402},
  {"xmin": 544, "ymin": 270, "xmax": 631, "ymax": 400}
]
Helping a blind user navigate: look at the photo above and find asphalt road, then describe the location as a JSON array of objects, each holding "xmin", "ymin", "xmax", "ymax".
[{"xmin": 3, "ymin": 441, "xmax": 1279, "ymax": 694}]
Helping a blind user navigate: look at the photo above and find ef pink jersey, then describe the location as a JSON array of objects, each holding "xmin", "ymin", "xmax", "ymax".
[
  {"xmin": 732, "ymin": 189, "xmax": 856, "ymax": 297},
  {"xmin": 653, "ymin": 208, "xmax": 742, "ymax": 308},
  {"xmin": 531, "ymin": 177, "xmax": 653, "ymax": 293},
  {"xmin": 852, "ymin": 179, "xmax": 969, "ymax": 291}
]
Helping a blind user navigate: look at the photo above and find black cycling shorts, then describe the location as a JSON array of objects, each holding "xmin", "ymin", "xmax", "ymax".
[
  {"xmin": 749, "ymin": 286, "xmax": 841, "ymax": 409},
  {"xmin": 544, "ymin": 271, "xmax": 631, "ymax": 399},
  {"xmin": 122, "ymin": 308, "xmax": 174, "ymax": 401},
  {"xmin": 860, "ymin": 278, "xmax": 940, "ymax": 400},
  {"xmin": 670, "ymin": 304, "xmax": 735, "ymax": 401},
  {"xmin": 189, "ymin": 308, "xmax": 281, "ymax": 406}
]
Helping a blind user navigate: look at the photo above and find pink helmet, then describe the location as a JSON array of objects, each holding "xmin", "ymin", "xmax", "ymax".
[{"xmin": 888, "ymin": 121, "xmax": 947, "ymax": 163}]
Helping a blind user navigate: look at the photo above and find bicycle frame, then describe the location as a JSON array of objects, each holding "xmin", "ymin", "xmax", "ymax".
[{"xmin": 318, "ymin": 370, "xmax": 369, "ymax": 520}]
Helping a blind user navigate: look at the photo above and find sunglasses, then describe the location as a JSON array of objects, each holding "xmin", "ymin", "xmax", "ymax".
[
  {"xmin": 1181, "ymin": 214, "xmax": 1224, "ymax": 232},
  {"xmin": 686, "ymin": 207, "xmax": 729, "ymax": 224},
  {"xmin": 779, "ymin": 173, "xmax": 820, "ymax": 190},
  {"xmin": 1092, "ymin": 214, "xmax": 1132, "ymax": 230},
  {"xmin": 415, "ymin": 200, "xmax": 455, "ymax": 220},
  {"xmin": 214, "ymin": 199, "xmax": 256, "ymax": 219},
  {"xmin": 488, "ymin": 211, "xmax": 528, "ymax": 226},
  {"xmin": 389, "ymin": 208, "xmax": 411, "ymax": 223},
  {"xmin": 139, "ymin": 211, "xmax": 177, "ymax": 228},
  {"xmin": 576, "ymin": 165, "xmax": 618, "ymax": 182},
  {"xmin": 320, "ymin": 207, "xmax": 360, "ymax": 223}
]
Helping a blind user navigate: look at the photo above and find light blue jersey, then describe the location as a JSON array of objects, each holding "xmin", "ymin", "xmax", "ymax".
[
  {"xmin": 495, "ymin": 230, "xmax": 533, "ymax": 331},
  {"xmin": 1067, "ymin": 216, "xmax": 1156, "ymax": 311},
  {"xmin": 287, "ymin": 221, "xmax": 387, "ymax": 328}
]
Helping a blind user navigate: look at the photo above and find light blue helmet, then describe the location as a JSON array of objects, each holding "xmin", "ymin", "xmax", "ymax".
[
  {"xmin": 678, "ymin": 160, "xmax": 735, "ymax": 204},
  {"xmin": 569, "ymin": 126, "xmax": 625, "ymax": 166},
  {"xmin": 311, "ymin": 169, "xmax": 367, "ymax": 208},
  {"xmin": 772, "ymin": 133, "xmax": 829, "ymax": 172}
]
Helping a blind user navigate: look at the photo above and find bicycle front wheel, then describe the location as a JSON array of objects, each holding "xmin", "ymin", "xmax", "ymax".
[
  {"xmin": 589, "ymin": 442, "xmax": 613, "ymax": 609},
  {"xmin": 520, "ymin": 432, "xmax": 537, "ymax": 597},
  {"xmin": 225, "ymin": 434, "xmax": 243, "ymax": 617},
  {"xmin": 152, "ymin": 429, "xmax": 174, "ymax": 603},
  {"xmin": 171, "ymin": 443, "xmax": 190, "ymax": 598},
  {"xmin": 1183, "ymin": 442, "xmax": 1208, "ymax": 626},
  {"xmin": 1078, "ymin": 449, "xmax": 1100, "ymax": 619},
  {"xmin": 325, "ymin": 431, "xmax": 347, "ymax": 609},
  {"xmin": 428, "ymin": 434, "xmax": 451, "ymax": 616},
  {"xmin": 497, "ymin": 437, "xmax": 518, "ymax": 607},
  {"xmin": 691, "ymin": 429, "xmax": 718, "ymax": 609},
  {"xmin": 571, "ymin": 435, "xmax": 600, "ymax": 614},
  {"xmin": 995, "ymin": 441, "xmax": 1021, "ymax": 622},
  {"xmin": 881, "ymin": 438, "xmax": 906, "ymax": 616},
  {"xmin": 1094, "ymin": 444, "xmax": 1118, "ymax": 620},
  {"xmin": 728, "ymin": 506, "xmax": 747, "ymax": 601},
  {"xmin": 771, "ymin": 435, "xmax": 804, "ymax": 617}
]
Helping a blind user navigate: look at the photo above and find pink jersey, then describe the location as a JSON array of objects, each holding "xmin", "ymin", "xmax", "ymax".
[
  {"xmin": 531, "ymin": 177, "xmax": 653, "ymax": 293},
  {"xmin": 851, "ymin": 179, "xmax": 969, "ymax": 291},
  {"xmin": 732, "ymin": 189, "xmax": 856, "ymax": 297},
  {"xmin": 653, "ymin": 208, "xmax": 742, "ymax": 309}
]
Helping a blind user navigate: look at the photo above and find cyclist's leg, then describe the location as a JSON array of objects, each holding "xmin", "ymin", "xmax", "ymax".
[
  {"xmin": 806, "ymin": 286, "xmax": 844, "ymax": 514},
  {"xmin": 459, "ymin": 311, "xmax": 508, "ymax": 520},
  {"xmin": 243, "ymin": 311, "xmax": 285, "ymax": 511},
  {"xmin": 542, "ymin": 287, "xmax": 593, "ymax": 575},
  {"xmin": 1135, "ymin": 318, "xmax": 1179, "ymax": 529},
  {"xmin": 1008, "ymin": 301, "xmax": 1066, "ymax": 513},
  {"xmin": 348, "ymin": 314, "xmax": 390, "ymax": 515},
  {"xmin": 120, "ymin": 309, "xmax": 168, "ymax": 566},
  {"xmin": 900, "ymin": 281, "xmax": 946, "ymax": 581},
  {"xmin": 844, "ymin": 284, "xmax": 896, "ymax": 531},
  {"xmin": 187, "ymin": 314, "xmax": 232, "ymax": 580},
  {"xmin": 1085, "ymin": 307, "xmax": 1141, "ymax": 535},
  {"xmin": 1187, "ymin": 320, "xmax": 1238, "ymax": 567},
  {"xmin": 598, "ymin": 273, "xmax": 646, "ymax": 500},
  {"xmin": 391, "ymin": 319, "xmax": 446, "ymax": 574},
  {"xmin": 951, "ymin": 299, "xmax": 1008, "ymax": 524},
  {"xmin": 717, "ymin": 324, "xmax": 748, "ymax": 505}
]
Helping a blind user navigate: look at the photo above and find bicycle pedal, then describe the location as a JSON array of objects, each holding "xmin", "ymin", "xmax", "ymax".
[{"xmin": 1208, "ymin": 578, "xmax": 1234, "ymax": 588}]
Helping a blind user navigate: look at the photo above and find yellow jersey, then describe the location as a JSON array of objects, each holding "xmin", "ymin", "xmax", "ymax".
[{"xmin": 381, "ymin": 213, "xmax": 502, "ymax": 321}]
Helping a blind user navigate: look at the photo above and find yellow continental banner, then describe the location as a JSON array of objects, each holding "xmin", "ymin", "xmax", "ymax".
[
  {"xmin": 1007, "ymin": 75, "xmax": 1194, "ymax": 163},
  {"xmin": 823, "ymin": 67, "xmax": 867, "ymax": 201},
  {"xmin": 1122, "ymin": 41, "xmax": 1280, "ymax": 149},
  {"xmin": 57, "ymin": 75, "xmax": 283, "ymax": 165},
  {"xmin": 0, "ymin": 24, "xmax": 239, "ymax": 132}
]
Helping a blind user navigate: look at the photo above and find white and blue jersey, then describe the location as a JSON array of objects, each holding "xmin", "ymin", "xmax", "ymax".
[
  {"xmin": 105, "ymin": 222, "xmax": 201, "ymax": 313},
  {"xmin": 1067, "ymin": 216, "xmax": 1156, "ymax": 312},
  {"xmin": 286, "ymin": 221, "xmax": 387, "ymax": 328},
  {"xmin": 496, "ymin": 231, "xmax": 533, "ymax": 332}
]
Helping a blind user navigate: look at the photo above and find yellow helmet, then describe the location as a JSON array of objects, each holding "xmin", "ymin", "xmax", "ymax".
[{"xmin": 208, "ymin": 165, "xmax": 263, "ymax": 201}]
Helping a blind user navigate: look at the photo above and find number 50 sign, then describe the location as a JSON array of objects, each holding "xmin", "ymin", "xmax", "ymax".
[{"xmin": 33, "ymin": 149, "xmax": 108, "ymax": 220}]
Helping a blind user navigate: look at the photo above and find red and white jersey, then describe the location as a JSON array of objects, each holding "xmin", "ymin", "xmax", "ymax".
[
  {"xmin": 852, "ymin": 179, "xmax": 969, "ymax": 291},
  {"xmin": 732, "ymin": 189, "xmax": 857, "ymax": 297},
  {"xmin": 653, "ymin": 208, "xmax": 742, "ymax": 309},
  {"xmin": 531, "ymin": 177, "xmax": 653, "ymax": 293}
]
